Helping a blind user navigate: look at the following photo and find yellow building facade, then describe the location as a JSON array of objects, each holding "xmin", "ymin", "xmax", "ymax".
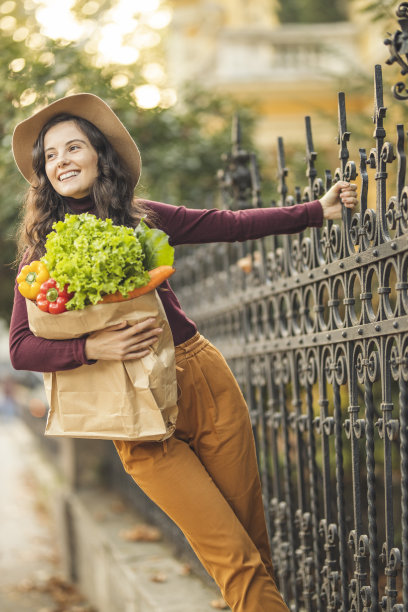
[{"xmin": 165, "ymin": 0, "xmax": 388, "ymax": 152}]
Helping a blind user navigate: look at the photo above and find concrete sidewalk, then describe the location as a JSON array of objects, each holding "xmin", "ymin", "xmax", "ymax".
[
  {"xmin": 0, "ymin": 418, "xmax": 228, "ymax": 612},
  {"xmin": 0, "ymin": 418, "xmax": 94, "ymax": 611}
]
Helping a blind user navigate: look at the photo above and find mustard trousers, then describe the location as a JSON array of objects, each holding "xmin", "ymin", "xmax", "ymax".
[{"xmin": 114, "ymin": 333, "xmax": 289, "ymax": 612}]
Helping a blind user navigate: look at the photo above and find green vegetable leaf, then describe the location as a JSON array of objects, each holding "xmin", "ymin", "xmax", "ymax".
[
  {"xmin": 134, "ymin": 219, "xmax": 174, "ymax": 270},
  {"xmin": 41, "ymin": 213, "xmax": 150, "ymax": 310}
]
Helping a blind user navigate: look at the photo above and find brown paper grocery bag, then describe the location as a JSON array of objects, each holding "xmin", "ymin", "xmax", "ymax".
[{"xmin": 26, "ymin": 291, "xmax": 178, "ymax": 441}]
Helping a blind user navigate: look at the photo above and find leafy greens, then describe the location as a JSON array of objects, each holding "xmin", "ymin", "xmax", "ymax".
[
  {"xmin": 134, "ymin": 219, "xmax": 174, "ymax": 271},
  {"xmin": 42, "ymin": 213, "xmax": 150, "ymax": 310}
]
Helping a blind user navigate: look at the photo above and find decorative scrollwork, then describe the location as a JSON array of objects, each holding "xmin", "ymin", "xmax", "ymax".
[
  {"xmin": 363, "ymin": 208, "xmax": 377, "ymax": 242},
  {"xmin": 298, "ymin": 237, "xmax": 311, "ymax": 271},
  {"xmin": 172, "ymin": 61, "xmax": 408, "ymax": 611},
  {"xmin": 385, "ymin": 3, "xmax": 408, "ymax": 99},
  {"xmin": 381, "ymin": 141, "xmax": 395, "ymax": 164},
  {"xmin": 344, "ymin": 160, "xmax": 357, "ymax": 182}
]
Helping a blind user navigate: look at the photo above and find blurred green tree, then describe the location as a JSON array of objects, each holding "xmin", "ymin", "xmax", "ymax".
[
  {"xmin": 278, "ymin": 0, "xmax": 349, "ymax": 24},
  {"xmin": 355, "ymin": 0, "xmax": 398, "ymax": 25},
  {"xmin": 0, "ymin": 0, "xmax": 254, "ymax": 323}
]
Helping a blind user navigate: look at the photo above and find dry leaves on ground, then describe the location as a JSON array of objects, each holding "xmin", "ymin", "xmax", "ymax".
[
  {"xmin": 119, "ymin": 523, "xmax": 162, "ymax": 542},
  {"xmin": 16, "ymin": 575, "xmax": 96, "ymax": 611},
  {"xmin": 150, "ymin": 572, "xmax": 168, "ymax": 583},
  {"xmin": 210, "ymin": 597, "xmax": 229, "ymax": 609},
  {"xmin": 178, "ymin": 563, "xmax": 192, "ymax": 576}
]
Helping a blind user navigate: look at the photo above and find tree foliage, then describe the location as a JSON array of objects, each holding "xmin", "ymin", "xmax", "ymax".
[
  {"xmin": 356, "ymin": 0, "xmax": 398, "ymax": 24},
  {"xmin": 278, "ymin": 0, "xmax": 349, "ymax": 24},
  {"xmin": 0, "ymin": 0, "xmax": 254, "ymax": 323}
]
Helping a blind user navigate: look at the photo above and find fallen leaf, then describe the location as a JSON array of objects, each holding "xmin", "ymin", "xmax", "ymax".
[
  {"xmin": 150, "ymin": 572, "xmax": 167, "ymax": 583},
  {"xmin": 39, "ymin": 575, "xmax": 83, "ymax": 605},
  {"xmin": 119, "ymin": 524, "xmax": 162, "ymax": 542},
  {"xmin": 179, "ymin": 563, "xmax": 192, "ymax": 576},
  {"xmin": 211, "ymin": 597, "xmax": 229, "ymax": 609}
]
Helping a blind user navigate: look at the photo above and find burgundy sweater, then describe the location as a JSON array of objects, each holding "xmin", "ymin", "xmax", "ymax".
[{"xmin": 9, "ymin": 198, "xmax": 323, "ymax": 373}]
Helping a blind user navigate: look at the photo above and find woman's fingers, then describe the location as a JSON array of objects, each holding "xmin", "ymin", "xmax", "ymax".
[
  {"xmin": 122, "ymin": 340, "xmax": 160, "ymax": 361},
  {"xmin": 127, "ymin": 328, "xmax": 163, "ymax": 345},
  {"xmin": 341, "ymin": 196, "xmax": 357, "ymax": 208},
  {"xmin": 123, "ymin": 317, "xmax": 161, "ymax": 336},
  {"xmin": 129, "ymin": 316, "xmax": 157, "ymax": 332},
  {"xmin": 84, "ymin": 317, "xmax": 163, "ymax": 361},
  {"xmin": 340, "ymin": 184, "xmax": 358, "ymax": 209},
  {"xmin": 124, "ymin": 330, "xmax": 162, "ymax": 352},
  {"xmin": 119, "ymin": 318, "xmax": 163, "ymax": 359},
  {"xmin": 122, "ymin": 321, "xmax": 163, "ymax": 345}
]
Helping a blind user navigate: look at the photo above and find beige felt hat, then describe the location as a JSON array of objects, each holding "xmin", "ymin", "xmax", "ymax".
[{"xmin": 12, "ymin": 93, "xmax": 141, "ymax": 188}]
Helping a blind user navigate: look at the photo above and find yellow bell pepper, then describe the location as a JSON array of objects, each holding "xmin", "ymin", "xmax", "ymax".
[{"xmin": 17, "ymin": 260, "xmax": 50, "ymax": 300}]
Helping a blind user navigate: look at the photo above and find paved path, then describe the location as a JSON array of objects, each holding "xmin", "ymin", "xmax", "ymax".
[
  {"xmin": 0, "ymin": 417, "xmax": 229, "ymax": 612},
  {"xmin": 0, "ymin": 418, "xmax": 93, "ymax": 611}
]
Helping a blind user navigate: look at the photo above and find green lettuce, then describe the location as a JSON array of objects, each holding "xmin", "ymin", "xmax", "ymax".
[
  {"xmin": 134, "ymin": 219, "xmax": 174, "ymax": 270},
  {"xmin": 42, "ymin": 213, "xmax": 150, "ymax": 310}
]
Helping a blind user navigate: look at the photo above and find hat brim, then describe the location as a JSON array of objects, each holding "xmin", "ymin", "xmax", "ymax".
[{"xmin": 12, "ymin": 93, "xmax": 141, "ymax": 188}]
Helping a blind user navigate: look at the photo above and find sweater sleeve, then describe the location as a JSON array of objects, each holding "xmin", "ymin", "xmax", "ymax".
[
  {"xmin": 144, "ymin": 199, "xmax": 323, "ymax": 246},
  {"xmin": 9, "ymin": 266, "xmax": 95, "ymax": 373}
]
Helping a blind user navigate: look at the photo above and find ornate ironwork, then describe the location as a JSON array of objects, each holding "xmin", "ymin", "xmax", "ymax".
[
  {"xmin": 384, "ymin": 2, "xmax": 408, "ymax": 99},
  {"xmin": 172, "ymin": 64, "xmax": 408, "ymax": 610}
]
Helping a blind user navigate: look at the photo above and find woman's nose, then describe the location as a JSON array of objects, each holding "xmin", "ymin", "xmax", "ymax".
[{"xmin": 57, "ymin": 155, "xmax": 69, "ymax": 167}]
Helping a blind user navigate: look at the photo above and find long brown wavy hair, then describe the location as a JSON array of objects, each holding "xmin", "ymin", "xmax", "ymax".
[{"xmin": 16, "ymin": 113, "xmax": 153, "ymax": 263}]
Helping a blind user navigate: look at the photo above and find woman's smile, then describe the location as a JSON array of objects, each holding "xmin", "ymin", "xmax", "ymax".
[
  {"xmin": 58, "ymin": 170, "xmax": 80, "ymax": 181},
  {"xmin": 44, "ymin": 121, "xmax": 98, "ymax": 199}
]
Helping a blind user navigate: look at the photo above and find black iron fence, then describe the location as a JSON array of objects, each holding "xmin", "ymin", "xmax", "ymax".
[{"xmin": 171, "ymin": 63, "xmax": 408, "ymax": 611}]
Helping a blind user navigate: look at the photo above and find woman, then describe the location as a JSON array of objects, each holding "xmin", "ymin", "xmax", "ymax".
[{"xmin": 9, "ymin": 94, "xmax": 358, "ymax": 611}]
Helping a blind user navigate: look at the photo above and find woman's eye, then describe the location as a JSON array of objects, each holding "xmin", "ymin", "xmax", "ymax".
[
  {"xmin": 46, "ymin": 153, "xmax": 55, "ymax": 160},
  {"xmin": 69, "ymin": 144, "xmax": 80, "ymax": 151}
]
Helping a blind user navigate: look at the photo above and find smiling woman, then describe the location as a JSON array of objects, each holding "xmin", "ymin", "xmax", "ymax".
[
  {"xmin": 43, "ymin": 121, "xmax": 98, "ymax": 199},
  {"xmin": 9, "ymin": 92, "xmax": 357, "ymax": 612}
]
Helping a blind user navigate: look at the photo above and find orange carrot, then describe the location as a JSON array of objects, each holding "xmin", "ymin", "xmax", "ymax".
[{"xmin": 98, "ymin": 265, "xmax": 175, "ymax": 304}]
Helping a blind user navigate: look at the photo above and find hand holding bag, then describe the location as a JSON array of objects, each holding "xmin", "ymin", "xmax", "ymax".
[{"xmin": 26, "ymin": 290, "xmax": 178, "ymax": 441}]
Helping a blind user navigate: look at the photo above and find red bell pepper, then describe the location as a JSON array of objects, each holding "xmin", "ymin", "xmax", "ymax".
[{"xmin": 36, "ymin": 279, "xmax": 74, "ymax": 314}]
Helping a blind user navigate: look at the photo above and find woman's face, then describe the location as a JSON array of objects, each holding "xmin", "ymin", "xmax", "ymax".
[{"xmin": 43, "ymin": 120, "xmax": 99, "ymax": 199}]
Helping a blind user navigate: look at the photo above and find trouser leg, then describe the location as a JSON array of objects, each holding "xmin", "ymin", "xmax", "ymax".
[
  {"xmin": 179, "ymin": 341, "xmax": 275, "ymax": 580},
  {"xmin": 114, "ymin": 334, "xmax": 289, "ymax": 611},
  {"xmin": 114, "ymin": 435, "xmax": 288, "ymax": 612}
]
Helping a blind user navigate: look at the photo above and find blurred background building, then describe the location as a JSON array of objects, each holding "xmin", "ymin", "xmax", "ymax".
[{"xmin": 163, "ymin": 0, "xmax": 386, "ymax": 150}]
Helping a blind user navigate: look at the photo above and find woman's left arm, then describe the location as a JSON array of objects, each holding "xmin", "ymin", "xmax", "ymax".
[{"xmin": 144, "ymin": 182, "xmax": 358, "ymax": 246}]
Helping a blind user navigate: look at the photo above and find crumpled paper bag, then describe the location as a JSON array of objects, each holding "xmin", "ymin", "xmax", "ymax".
[{"xmin": 26, "ymin": 290, "xmax": 178, "ymax": 441}]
